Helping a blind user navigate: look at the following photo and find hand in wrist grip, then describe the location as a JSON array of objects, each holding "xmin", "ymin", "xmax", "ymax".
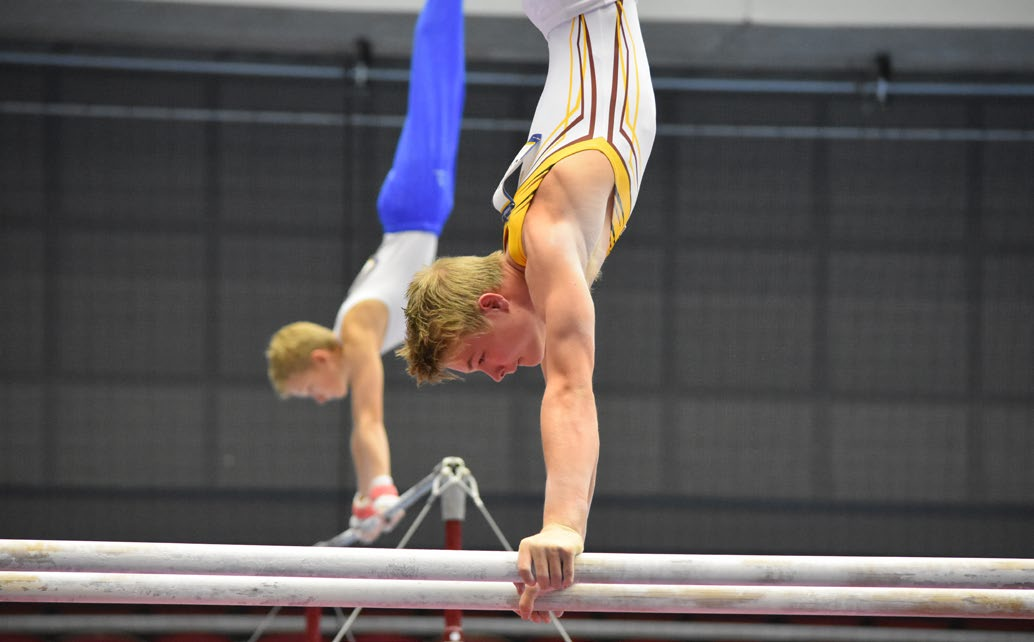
[
  {"xmin": 514, "ymin": 524, "xmax": 584, "ymax": 622},
  {"xmin": 349, "ymin": 482, "xmax": 404, "ymax": 544}
]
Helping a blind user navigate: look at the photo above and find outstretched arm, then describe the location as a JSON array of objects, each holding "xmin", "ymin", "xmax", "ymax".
[
  {"xmin": 345, "ymin": 0, "xmax": 465, "ymax": 541},
  {"xmin": 340, "ymin": 299, "xmax": 395, "ymax": 526},
  {"xmin": 345, "ymin": 304, "xmax": 391, "ymax": 495},
  {"xmin": 513, "ymin": 153, "xmax": 616, "ymax": 621}
]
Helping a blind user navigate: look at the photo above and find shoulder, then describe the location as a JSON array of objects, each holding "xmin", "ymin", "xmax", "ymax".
[
  {"xmin": 523, "ymin": 151, "xmax": 615, "ymax": 272},
  {"xmin": 339, "ymin": 300, "xmax": 389, "ymax": 351}
]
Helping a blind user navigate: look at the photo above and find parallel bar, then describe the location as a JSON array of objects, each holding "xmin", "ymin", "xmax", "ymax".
[
  {"xmin": 3, "ymin": 540, "xmax": 1034, "ymax": 588},
  {"xmin": 2, "ymin": 572, "xmax": 1033, "ymax": 619},
  {"xmin": 4, "ymin": 614, "xmax": 1034, "ymax": 642},
  {"xmin": 314, "ymin": 467, "xmax": 439, "ymax": 547}
]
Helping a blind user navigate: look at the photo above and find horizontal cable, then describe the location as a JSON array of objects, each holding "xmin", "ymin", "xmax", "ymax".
[
  {"xmin": 1, "ymin": 614, "xmax": 1032, "ymax": 641},
  {"xmin": 3, "ymin": 100, "xmax": 1032, "ymax": 142},
  {"xmin": 4, "ymin": 50, "xmax": 1034, "ymax": 97}
]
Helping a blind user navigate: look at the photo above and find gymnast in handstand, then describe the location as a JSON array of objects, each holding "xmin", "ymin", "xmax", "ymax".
[
  {"xmin": 266, "ymin": 0, "xmax": 464, "ymax": 543},
  {"xmin": 400, "ymin": 0, "xmax": 655, "ymax": 620}
]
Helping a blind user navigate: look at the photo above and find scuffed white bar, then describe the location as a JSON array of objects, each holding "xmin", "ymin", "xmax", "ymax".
[
  {"xmin": 3, "ymin": 539, "xmax": 1034, "ymax": 589},
  {"xmin": 4, "ymin": 614, "xmax": 1034, "ymax": 641},
  {"xmin": 2, "ymin": 572, "xmax": 1034, "ymax": 618}
]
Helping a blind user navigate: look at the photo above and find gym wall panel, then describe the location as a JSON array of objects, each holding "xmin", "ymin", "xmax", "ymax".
[
  {"xmin": 672, "ymin": 249, "xmax": 815, "ymax": 391},
  {"xmin": 218, "ymin": 236, "xmax": 346, "ymax": 377},
  {"xmin": 981, "ymin": 256, "xmax": 1034, "ymax": 396},
  {"xmin": 385, "ymin": 384, "xmax": 516, "ymax": 492},
  {"xmin": 217, "ymin": 385, "xmax": 344, "ymax": 489},
  {"xmin": 53, "ymin": 383, "xmax": 209, "ymax": 488},
  {"xmin": 0, "ymin": 385, "xmax": 46, "ymax": 485},
  {"xmin": 982, "ymin": 142, "xmax": 1034, "ymax": 244},
  {"xmin": 674, "ymin": 137, "xmax": 815, "ymax": 241},
  {"xmin": 596, "ymin": 394, "xmax": 665, "ymax": 496},
  {"xmin": 55, "ymin": 232, "xmax": 208, "ymax": 376},
  {"xmin": 0, "ymin": 230, "xmax": 45, "ymax": 375},
  {"xmin": 218, "ymin": 124, "xmax": 346, "ymax": 229},
  {"xmin": 58, "ymin": 118, "xmax": 209, "ymax": 226},
  {"xmin": 981, "ymin": 406, "xmax": 1034, "ymax": 503},
  {"xmin": 59, "ymin": 70, "xmax": 209, "ymax": 107},
  {"xmin": 593, "ymin": 291, "xmax": 664, "ymax": 389},
  {"xmin": 828, "ymin": 141, "xmax": 969, "ymax": 243},
  {"xmin": 671, "ymin": 399, "xmax": 815, "ymax": 500},
  {"xmin": 829, "ymin": 403, "xmax": 969, "ymax": 502},
  {"xmin": 0, "ymin": 113, "xmax": 46, "ymax": 221},
  {"xmin": 828, "ymin": 252, "xmax": 968, "ymax": 394}
]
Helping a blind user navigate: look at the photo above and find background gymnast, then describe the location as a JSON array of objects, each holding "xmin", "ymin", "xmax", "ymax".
[
  {"xmin": 265, "ymin": 0, "xmax": 465, "ymax": 544},
  {"xmin": 400, "ymin": 0, "xmax": 656, "ymax": 622}
]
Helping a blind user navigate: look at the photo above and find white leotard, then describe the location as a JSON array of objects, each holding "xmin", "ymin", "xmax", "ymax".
[
  {"xmin": 521, "ymin": 0, "xmax": 614, "ymax": 37},
  {"xmin": 333, "ymin": 231, "xmax": 438, "ymax": 354},
  {"xmin": 495, "ymin": 0, "xmax": 656, "ymax": 266}
]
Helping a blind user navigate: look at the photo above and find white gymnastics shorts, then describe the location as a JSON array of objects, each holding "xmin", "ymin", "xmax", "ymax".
[{"xmin": 333, "ymin": 230, "xmax": 438, "ymax": 354}]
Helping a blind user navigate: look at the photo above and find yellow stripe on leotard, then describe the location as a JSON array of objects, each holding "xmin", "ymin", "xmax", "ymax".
[
  {"xmin": 503, "ymin": 138, "xmax": 632, "ymax": 268},
  {"xmin": 501, "ymin": 0, "xmax": 651, "ymax": 268}
]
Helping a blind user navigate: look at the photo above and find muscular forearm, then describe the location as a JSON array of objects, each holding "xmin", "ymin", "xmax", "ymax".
[
  {"xmin": 350, "ymin": 419, "xmax": 391, "ymax": 496},
  {"xmin": 539, "ymin": 384, "xmax": 599, "ymax": 537}
]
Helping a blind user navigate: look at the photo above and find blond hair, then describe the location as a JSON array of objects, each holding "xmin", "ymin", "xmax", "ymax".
[
  {"xmin": 266, "ymin": 321, "xmax": 340, "ymax": 397},
  {"xmin": 398, "ymin": 251, "xmax": 505, "ymax": 384}
]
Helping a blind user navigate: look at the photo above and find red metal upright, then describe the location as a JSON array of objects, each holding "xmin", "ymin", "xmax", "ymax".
[
  {"xmin": 442, "ymin": 518, "xmax": 464, "ymax": 641},
  {"xmin": 305, "ymin": 606, "xmax": 322, "ymax": 642},
  {"xmin": 440, "ymin": 462, "xmax": 467, "ymax": 642}
]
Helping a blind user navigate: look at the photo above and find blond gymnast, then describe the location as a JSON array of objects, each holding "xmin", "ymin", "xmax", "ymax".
[
  {"xmin": 266, "ymin": 0, "xmax": 464, "ymax": 544},
  {"xmin": 400, "ymin": 0, "xmax": 656, "ymax": 621}
]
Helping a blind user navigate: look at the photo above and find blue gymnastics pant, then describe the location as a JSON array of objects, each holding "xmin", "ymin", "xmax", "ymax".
[{"xmin": 377, "ymin": 0, "xmax": 465, "ymax": 235}]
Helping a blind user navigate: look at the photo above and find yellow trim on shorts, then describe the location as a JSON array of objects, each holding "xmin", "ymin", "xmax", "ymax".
[{"xmin": 503, "ymin": 138, "xmax": 633, "ymax": 268}]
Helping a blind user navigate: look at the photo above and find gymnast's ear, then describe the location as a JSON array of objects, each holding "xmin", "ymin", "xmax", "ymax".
[
  {"xmin": 310, "ymin": 348, "xmax": 334, "ymax": 365},
  {"xmin": 477, "ymin": 292, "xmax": 510, "ymax": 313}
]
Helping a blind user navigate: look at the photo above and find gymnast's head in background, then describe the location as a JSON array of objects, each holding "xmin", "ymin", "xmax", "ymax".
[{"xmin": 266, "ymin": 321, "xmax": 348, "ymax": 404}]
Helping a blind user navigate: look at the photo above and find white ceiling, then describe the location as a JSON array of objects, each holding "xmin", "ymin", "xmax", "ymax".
[
  {"xmin": 2, "ymin": 0, "xmax": 1034, "ymax": 73},
  {"xmin": 124, "ymin": 0, "xmax": 1034, "ymax": 28}
]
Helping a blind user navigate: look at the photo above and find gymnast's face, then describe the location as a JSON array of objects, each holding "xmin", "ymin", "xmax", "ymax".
[
  {"xmin": 444, "ymin": 293, "xmax": 544, "ymax": 383},
  {"xmin": 284, "ymin": 348, "xmax": 348, "ymax": 404}
]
